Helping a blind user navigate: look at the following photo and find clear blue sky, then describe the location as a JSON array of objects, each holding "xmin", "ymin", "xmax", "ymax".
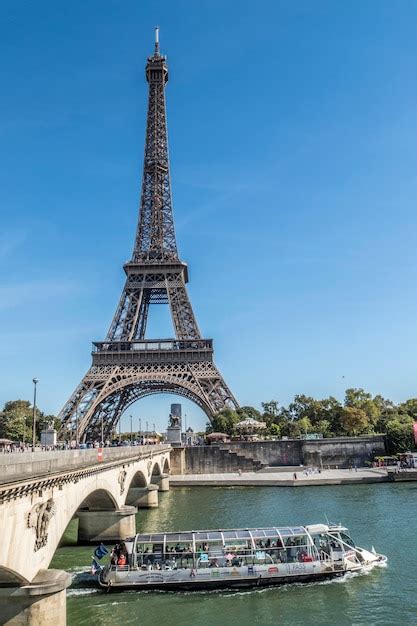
[{"xmin": 1, "ymin": 1, "xmax": 417, "ymax": 432}]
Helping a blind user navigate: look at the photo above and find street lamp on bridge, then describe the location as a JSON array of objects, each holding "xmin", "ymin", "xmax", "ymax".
[{"xmin": 32, "ymin": 378, "xmax": 39, "ymax": 452}]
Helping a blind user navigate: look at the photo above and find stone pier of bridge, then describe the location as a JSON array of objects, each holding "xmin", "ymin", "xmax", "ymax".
[{"xmin": 0, "ymin": 444, "xmax": 171, "ymax": 625}]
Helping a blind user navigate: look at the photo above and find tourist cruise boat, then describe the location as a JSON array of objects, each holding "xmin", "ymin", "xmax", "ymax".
[{"xmin": 97, "ymin": 523, "xmax": 386, "ymax": 591}]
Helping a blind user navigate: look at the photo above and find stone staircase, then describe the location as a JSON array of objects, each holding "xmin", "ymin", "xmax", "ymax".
[
  {"xmin": 217, "ymin": 445, "xmax": 268, "ymax": 472},
  {"xmin": 184, "ymin": 445, "xmax": 267, "ymax": 474}
]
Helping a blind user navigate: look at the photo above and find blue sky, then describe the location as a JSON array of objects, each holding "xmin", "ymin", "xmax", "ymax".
[{"xmin": 1, "ymin": 1, "xmax": 417, "ymax": 432}]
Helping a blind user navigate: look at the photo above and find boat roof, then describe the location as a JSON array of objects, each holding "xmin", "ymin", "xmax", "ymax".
[{"xmin": 133, "ymin": 524, "xmax": 334, "ymax": 543}]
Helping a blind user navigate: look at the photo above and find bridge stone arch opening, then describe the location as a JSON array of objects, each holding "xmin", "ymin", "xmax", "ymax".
[
  {"xmin": 128, "ymin": 470, "xmax": 148, "ymax": 489},
  {"xmin": 79, "ymin": 488, "xmax": 118, "ymax": 511}
]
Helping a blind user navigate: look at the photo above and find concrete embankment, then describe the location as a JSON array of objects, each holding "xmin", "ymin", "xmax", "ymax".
[{"xmin": 170, "ymin": 468, "xmax": 390, "ymax": 487}]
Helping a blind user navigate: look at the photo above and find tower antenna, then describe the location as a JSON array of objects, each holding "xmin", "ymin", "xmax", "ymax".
[{"xmin": 154, "ymin": 26, "xmax": 160, "ymax": 55}]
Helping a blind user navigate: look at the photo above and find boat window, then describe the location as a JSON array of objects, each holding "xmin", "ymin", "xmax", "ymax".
[
  {"xmin": 150, "ymin": 534, "xmax": 165, "ymax": 543},
  {"xmin": 251, "ymin": 530, "xmax": 267, "ymax": 538},
  {"xmin": 152, "ymin": 543, "xmax": 163, "ymax": 553},
  {"xmin": 279, "ymin": 528, "xmax": 293, "ymax": 537},
  {"xmin": 179, "ymin": 533, "xmax": 194, "ymax": 542},
  {"xmin": 339, "ymin": 533, "xmax": 355, "ymax": 548},
  {"xmin": 236, "ymin": 531, "xmax": 251, "ymax": 539},
  {"xmin": 222, "ymin": 531, "xmax": 238, "ymax": 539},
  {"xmin": 137, "ymin": 535, "xmax": 151, "ymax": 543},
  {"xmin": 208, "ymin": 532, "xmax": 222, "ymax": 541}
]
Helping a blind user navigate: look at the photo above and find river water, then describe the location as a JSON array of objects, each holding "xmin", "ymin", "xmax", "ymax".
[{"xmin": 51, "ymin": 483, "xmax": 416, "ymax": 626}]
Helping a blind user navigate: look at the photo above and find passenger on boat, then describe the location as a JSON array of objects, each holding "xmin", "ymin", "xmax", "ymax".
[
  {"xmin": 209, "ymin": 558, "xmax": 219, "ymax": 568},
  {"xmin": 110, "ymin": 544, "xmax": 120, "ymax": 566},
  {"xmin": 117, "ymin": 542, "xmax": 128, "ymax": 566}
]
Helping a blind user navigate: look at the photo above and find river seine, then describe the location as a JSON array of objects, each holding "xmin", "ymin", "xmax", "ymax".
[{"xmin": 51, "ymin": 483, "xmax": 415, "ymax": 626}]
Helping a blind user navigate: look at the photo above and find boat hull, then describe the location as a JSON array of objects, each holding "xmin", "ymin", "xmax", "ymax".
[{"xmin": 98, "ymin": 567, "xmax": 349, "ymax": 592}]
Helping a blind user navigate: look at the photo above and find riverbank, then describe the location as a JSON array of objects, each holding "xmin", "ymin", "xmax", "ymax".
[{"xmin": 170, "ymin": 467, "xmax": 389, "ymax": 486}]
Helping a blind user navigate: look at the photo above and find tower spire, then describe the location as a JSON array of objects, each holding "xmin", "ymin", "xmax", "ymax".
[
  {"xmin": 154, "ymin": 25, "xmax": 160, "ymax": 56},
  {"xmin": 133, "ymin": 25, "xmax": 174, "ymax": 263}
]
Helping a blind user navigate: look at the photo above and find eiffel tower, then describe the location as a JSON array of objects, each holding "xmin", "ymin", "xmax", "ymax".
[{"xmin": 59, "ymin": 29, "xmax": 238, "ymax": 441}]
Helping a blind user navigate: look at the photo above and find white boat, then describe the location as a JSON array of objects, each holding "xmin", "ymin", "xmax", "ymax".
[{"xmin": 98, "ymin": 522, "xmax": 387, "ymax": 591}]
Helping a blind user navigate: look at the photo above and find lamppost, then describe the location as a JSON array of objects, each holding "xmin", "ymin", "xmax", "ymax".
[
  {"xmin": 32, "ymin": 378, "xmax": 39, "ymax": 452},
  {"xmin": 75, "ymin": 394, "xmax": 80, "ymax": 448},
  {"xmin": 101, "ymin": 415, "xmax": 104, "ymax": 448},
  {"xmin": 146, "ymin": 421, "xmax": 149, "ymax": 444},
  {"xmin": 139, "ymin": 418, "xmax": 142, "ymax": 444},
  {"xmin": 130, "ymin": 414, "xmax": 133, "ymax": 445}
]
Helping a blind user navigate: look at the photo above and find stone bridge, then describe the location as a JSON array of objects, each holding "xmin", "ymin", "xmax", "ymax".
[{"xmin": 0, "ymin": 445, "xmax": 171, "ymax": 624}]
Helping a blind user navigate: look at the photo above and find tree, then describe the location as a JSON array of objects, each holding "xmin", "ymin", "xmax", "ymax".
[
  {"xmin": 0, "ymin": 400, "xmax": 59, "ymax": 443},
  {"xmin": 0, "ymin": 400, "xmax": 33, "ymax": 442},
  {"xmin": 261, "ymin": 400, "xmax": 280, "ymax": 418},
  {"xmin": 268, "ymin": 423, "xmax": 281, "ymax": 437},
  {"xmin": 209, "ymin": 408, "xmax": 241, "ymax": 436},
  {"xmin": 399, "ymin": 398, "xmax": 417, "ymax": 420},
  {"xmin": 344, "ymin": 388, "xmax": 379, "ymax": 428},
  {"xmin": 384, "ymin": 414, "xmax": 415, "ymax": 453},
  {"xmin": 339, "ymin": 407, "xmax": 370, "ymax": 436},
  {"xmin": 37, "ymin": 414, "xmax": 61, "ymax": 438},
  {"xmin": 238, "ymin": 406, "xmax": 262, "ymax": 421},
  {"xmin": 316, "ymin": 419, "xmax": 332, "ymax": 437}
]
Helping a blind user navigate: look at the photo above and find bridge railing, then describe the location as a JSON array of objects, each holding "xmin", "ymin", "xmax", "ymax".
[{"xmin": 0, "ymin": 444, "xmax": 171, "ymax": 484}]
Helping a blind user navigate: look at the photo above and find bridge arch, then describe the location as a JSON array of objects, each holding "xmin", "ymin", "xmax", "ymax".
[
  {"xmin": 127, "ymin": 470, "xmax": 148, "ymax": 489},
  {"xmin": 163, "ymin": 457, "xmax": 170, "ymax": 473},
  {"xmin": 0, "ymin": 565, "xmax": 29, "ymax": 586},
  {"xmin": 151, "ymin": 461, "xmax": 162, "ymax": 477},
  {"xmin": 78, "ymin": 488, "xmax": 118, "ymax": 511}
]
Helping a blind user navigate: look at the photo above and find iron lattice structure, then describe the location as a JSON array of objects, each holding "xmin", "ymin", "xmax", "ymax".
[{"xmin": 59, "ymin": 31, "xmax": 238, "ymax": 441}]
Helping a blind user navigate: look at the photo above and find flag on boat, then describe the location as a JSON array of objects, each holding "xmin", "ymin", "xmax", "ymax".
[
  {"xmin": 91, "ymin": 558, "xmax": 102, "ymax": 575},
  {"xmin": 94, "ymin": 543, "xmax": 109, "ymax": 559},
  {"xmin": 413, "ymin": 422, "xmax": 417, "ymax": 446}
]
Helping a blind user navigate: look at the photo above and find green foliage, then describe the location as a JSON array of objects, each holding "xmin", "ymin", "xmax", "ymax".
[
  {"xmin": 384, "ymin": 414, "xmax": 415, "ymax": 453},
  {"xmin": 207, "ymin": 388, "xmax": 417, "ymax": 454},
  {"xmin": 238, "ymin": 406, "xmax": 262, "ymax": 421},
  {"xmin": 268, "ymin": 423, "xmax": 281, "ymax": 437},
  {"xmin": 0, "ymin": 400, "xmax": 58, "ymax": 443},
  {"xmin": 339, "ymin": 407, "xmax": 370, "ymax": 436},
  {"xmin": 210, "ymin": 408, "xmax": 241, "ymax": 436}
]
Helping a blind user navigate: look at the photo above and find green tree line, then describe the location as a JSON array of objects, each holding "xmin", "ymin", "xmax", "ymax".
[
  {"xmin": 0, "ymin": 400, "xmax": 60, "ymax": 443},
  {"xmin": 208, "ymin": 388, "xmax": 417, "ymax": 453}
]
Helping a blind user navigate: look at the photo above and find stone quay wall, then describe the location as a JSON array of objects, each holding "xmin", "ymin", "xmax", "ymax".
[{"xmin": 171, "ymin": 436, "xmax": 386, "ymax": 474}]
